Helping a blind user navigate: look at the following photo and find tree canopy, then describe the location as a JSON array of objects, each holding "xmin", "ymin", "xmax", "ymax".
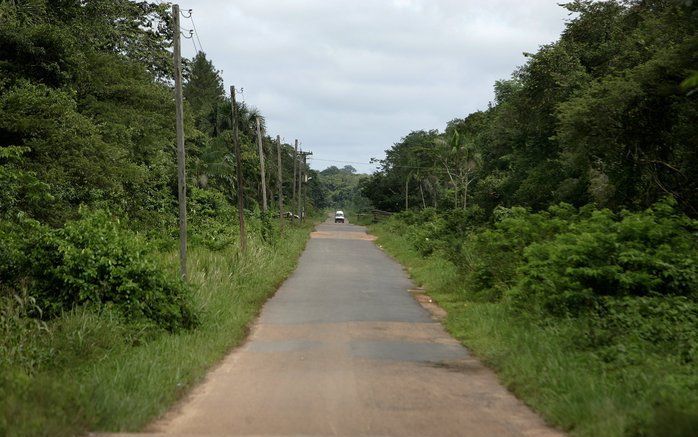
[{"xmin": 362, "ymin": 0, "xmax": 698, "ymax": 217}]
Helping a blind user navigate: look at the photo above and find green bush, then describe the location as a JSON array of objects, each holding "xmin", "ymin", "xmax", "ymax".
[
  {"xmin": 402, "ymin": 208, "xmax": 448, "ymax": 256},
  {"xmin": 455, "ymin": 203, "xmax": 583, "ymax": 301},
  {"xmin": 585, "ymin": 296, "xmax": 697, "ymax": 365},
  {"xmin": 189, "ymin": 187, "xmax": 245, "ymax": 250},
  {"xmin": 0, "ymin": 146, "xmax": 52, "ymax": 220},
  {"xmin": 2, "ymin": 209, "xmax": 197, "ymax": 332},
  {"xmin": 511, "ymin": 200, "xmax": 697, "ymax": 316},
  {"xmin": 379, "ymin": 200, "xmax": 697, "ymax": 312},
  {"xmin": 0, "ymin": 290, "xmax": 48, "ymax": 372},
  {"xmin": 386, "ymin": 207, "xmax": 484, "ymax": 258}
]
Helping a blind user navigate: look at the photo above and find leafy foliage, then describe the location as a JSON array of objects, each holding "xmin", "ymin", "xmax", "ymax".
[
  {"xmin": 363, "ymin": 0, "xmax": 698, "ymax": 216},
  {"xmin": 313, "ymin": 165, "xmax": 370, "ymax": 211},
  {"xmin": 0, "ymin": 146, "xmax": 51, "ymax": 219},
  {"xmin": 1, "ymin": 209, "xmax": 197, "ymax": 332},
  {"xmin": 188, "ymin": 187, "xmax": 239, "ymax": 250},
  {"xmin": 184, "ymin": 52, "xmax": 225, "ymax": 123},
  {"xmin": 510, "ymin": 199, "xmax": 697, "ymax": 317},
  {"xmin": 389, "ymin": 199, "xmax": 697, "ymax": 317}
]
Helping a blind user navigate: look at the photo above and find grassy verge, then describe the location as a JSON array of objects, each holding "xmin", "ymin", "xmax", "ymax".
[
  {"xmin": 1, "ymin": 224, "xmax": 312, "ymax": 436},
  {"xmin": 369, "ymin": 223, "xmax": 697, "ymax": 437},
  {"xmin": 347, "ymin": 211, "xmax": 373, "ymax": 226}
]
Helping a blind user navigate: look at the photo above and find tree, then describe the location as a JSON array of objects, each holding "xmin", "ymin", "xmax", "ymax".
[
  {"xmin": 362, "ymin": 0, "xmax": 698, "ymax": 217},
  {"xmin": 317, "ymin": 165, "xmax": 369, "ymax": 210},
  {"xmin": 183, "ymin": 52, "xmax": 224, "ymax": 120},
  {"xmin": 433, "ymin": 131, "xmax": 480, "ymax": 210}
]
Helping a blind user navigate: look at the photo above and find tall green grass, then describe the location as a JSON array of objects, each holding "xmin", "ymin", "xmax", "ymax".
[
  {"xmin": 1, "ymin": 225, "xmax": 312, "ymax": 436},
  {"xmin": 370, "ymin": 223, "xmax": 697, "ymax": 437}
]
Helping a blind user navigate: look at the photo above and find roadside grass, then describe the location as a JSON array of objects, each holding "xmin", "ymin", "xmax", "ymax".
[
  {"xmin": 370, "ymin": 223, "xmax": 698, "ymax": 437},
  {"xmin": 347, "ymin": 211, "xmax": 374, "ymax": 226},
  {"xmin": 1, "ymin": 224, "xmax": 312, "ymax": 437}
]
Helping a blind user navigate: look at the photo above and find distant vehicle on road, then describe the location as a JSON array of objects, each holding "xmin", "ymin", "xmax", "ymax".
[{"xmin": 334, "ymin": 210, "xmax": 345, "ymax": 223}]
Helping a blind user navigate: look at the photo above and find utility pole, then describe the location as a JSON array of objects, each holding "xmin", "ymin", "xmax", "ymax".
[
  {"xmin": 230, "ymin": 86, "xmax": 246, "ymax": 252},
  {"xmin": 173, "ymin": 4, "xmax": 187, "ymax": 280},
  {"xmin": 276, "ymin": 135, "xmax": 284, "ymax": 232},
  {"xmin": 292, "ymin": 139, "xmax": 298, "ymax": 223},
  {"xmin": 255, "ymin": 117, "xmax": 267, "ymax": 212},
  {"xmin": 298, "ymin": 151, "xmax": 313, "ymax": 222},
  {"xmin": 297, "ymin": 148, "xmax": 303, "ymax": 222}
]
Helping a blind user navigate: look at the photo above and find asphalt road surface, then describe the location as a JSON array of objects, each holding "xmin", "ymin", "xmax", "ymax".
[{"xmin": 108, "ymin": 219, "xmax": 564, "ymax": 437}]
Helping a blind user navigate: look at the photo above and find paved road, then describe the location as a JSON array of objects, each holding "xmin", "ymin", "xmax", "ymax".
[{"xmin": 110, "ymin": 220, "xmax": 564, "ymax": 437}]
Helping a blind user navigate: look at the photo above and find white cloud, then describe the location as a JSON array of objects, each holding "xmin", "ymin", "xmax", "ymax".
[{"xmin": 180, "ymin": 0, "xmax": 569, "ymax": 173}]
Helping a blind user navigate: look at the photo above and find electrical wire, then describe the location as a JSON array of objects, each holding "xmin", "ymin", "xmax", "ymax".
[
  {"xmin": 308, "ymin": 157, "xmax": 465, "ymax": 174},
  {"xmin": 176, "ymin": 8, "xmax": 204, "ymax": 54},
  {"xmin": 189, "ymin": 14, "xmax": 204, "ymax": 53},
  {"xmin": 309, "ymin": 158, "xmax": 376, "ymax": 166}
]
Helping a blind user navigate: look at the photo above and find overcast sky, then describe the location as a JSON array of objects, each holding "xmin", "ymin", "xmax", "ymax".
[{"xmin": 179, "ymin": 1, "xmax": 570, "ymax": 173}]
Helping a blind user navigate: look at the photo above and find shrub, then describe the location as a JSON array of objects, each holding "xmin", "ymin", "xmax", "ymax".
[
  {"xmin": 455, "ymin": 203, "xmax": 583, "ymax": 301},
  {"xmin": 0, "ymin": 290, "xmax": 48, "ymax": 372},
  {"xmin": 584, "ymin": 296, "xmax": 698, "ymax": 365},
  {"xmin": 188, "ymin": 187, "xmax": 237, "ymax": 250},
  {"xmin": 406, "ymin": 209, "xmax": 448, "ymax": 256},
  {"xmin": 386, "ymin": 208, "xmax": 484, "ymax": 258},
  {"xmin": 510, "ymin": 199, "xmax": 697, "ymax": 316},
  {"xmin": 0, "ymin": 146, "xmax": 52, "ymax": 220},
  {"xmin": 3, "ymin": 209, "xmax": 197, "ymax": 331}
]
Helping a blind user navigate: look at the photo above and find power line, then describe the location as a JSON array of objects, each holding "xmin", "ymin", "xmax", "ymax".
[
  {"xmin": 309, "ymin": 157, "xmax": 376, "ymax": 166},
  {"xmin": 177, "ymin": 8, "xmax": 204, "ymax": 54},
  {"xmin": 189, "ymin": 14, "xmax": 204, "ymax": 53},
  {"xmin": 308, "ymin": 157, "xmax": 465, "ymax": 174},
  {"xmin": 177, "ymin": 8, "xmax": 202, "ymax": 54}
]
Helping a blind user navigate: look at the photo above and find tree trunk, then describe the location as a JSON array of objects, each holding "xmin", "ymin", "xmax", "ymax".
[
  {"xmin": 405, "ymin": 175, "xmax": 409, "ymax": 211},
  {"xmin": 419, "ymin": 182, "xmax": 426, "ymax": 209}
]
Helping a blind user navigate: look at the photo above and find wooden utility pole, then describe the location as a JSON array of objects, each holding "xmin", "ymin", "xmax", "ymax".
[
  {"xmin": 292, "ymin": 139, "xmax": 298, "ymax": 223},
  {"xmin": 298, "ymin": 152, "xmax": 313, "ymax": 221},
  {"xmin": 297, "ymin": 149, "xmax": 303, "ymax": 222},
  {"xmin": 173, "ymin": 4, "xmax": 187, "ymax": 280},
  {"xmin": 276, "ymin": 135, "xmax": 284, "ymax": 231},
  {"xmin": 255, "ymin": 117, "xmax": 267, "ymax": 212},
  {"xmin": 230, "ymin": 86, "xmax": 246, "ymax": 252}
]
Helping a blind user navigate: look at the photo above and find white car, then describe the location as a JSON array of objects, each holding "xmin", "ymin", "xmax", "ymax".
[{"xmin": 334, "ymin": 210, "xmax": 345, "ymax": 223}]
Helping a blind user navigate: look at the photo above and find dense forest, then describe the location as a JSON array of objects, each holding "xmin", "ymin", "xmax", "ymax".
[
  {"xmin": 360, "ymin": 1, "xmax": 697, "ymax": 436},
  {"xmin": 0, "ymin": 1, "xmax": 317, "ymax": 435},
  {"xmin": 310, "ymin": 165, "xmax": 369, "ymax": 211},
  {"xmin": 363, "ymin": 1, "xmax": 697, "ymax": 214}
]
